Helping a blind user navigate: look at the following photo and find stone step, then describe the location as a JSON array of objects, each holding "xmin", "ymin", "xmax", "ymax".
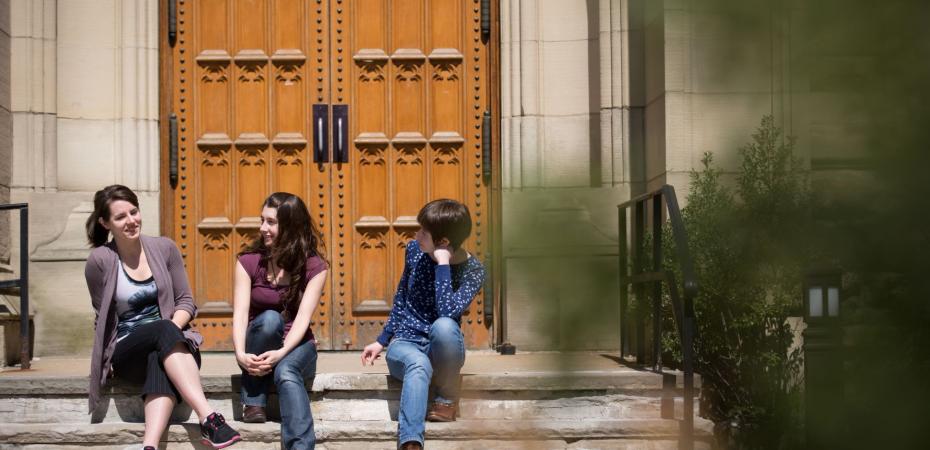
[
  {"xmin": 0, "ymin": 419, "xmax": 715, "ymax": 449},
  {"xmin": 0, "ymin": 372, "xmax": 701, "ymax": 424}
]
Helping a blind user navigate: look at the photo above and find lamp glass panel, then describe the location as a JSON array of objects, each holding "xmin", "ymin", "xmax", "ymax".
[
  {"xmin": 828, "ymin": 287, "xmax": 839, "ymax": 317},
  {"xmin": 809, "ymin": 287, "xmax": 824, "ymax": 317}
]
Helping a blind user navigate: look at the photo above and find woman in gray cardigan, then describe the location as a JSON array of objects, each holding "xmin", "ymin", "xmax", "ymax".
[{"xmin": 85, "ymin": 185, "xmax": 240, "ymax": 450}]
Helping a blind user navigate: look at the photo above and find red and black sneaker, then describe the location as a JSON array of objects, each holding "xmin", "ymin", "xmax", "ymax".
[{"xmin": 200, "ymin": 412, "xmax": 242, "ymax": 449}]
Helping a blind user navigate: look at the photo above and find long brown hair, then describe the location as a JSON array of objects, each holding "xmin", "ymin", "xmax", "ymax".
[
  {"xmin": 239, "ymin": 192, "xmax": 326, "ymax": 319},
  {"xmin": 86, "ymin": 185, "xmax": 140, "ymax": 247}
]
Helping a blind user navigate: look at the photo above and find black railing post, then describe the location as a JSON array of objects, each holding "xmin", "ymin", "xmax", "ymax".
[
  {"xmin": 618, "ymin": 207, "xmax": 629, "ymax": 357},
  {"xmin": 19, "ymin": 206, "xmax": 29, "ymax": 370},
  {"xmin": 652, "ymin": 194, "xmax": 663, "ymax": 372},
  {"xmin": 681, "ymin": 313, "xmax": 694, "ymax": 450},
  {"xmin": 633, "ymin": 200, "xmax": 646, "ymax": 364},
  {"xmin": 617, "ymin": 185, "xmax": 698, "ymax": 450}
]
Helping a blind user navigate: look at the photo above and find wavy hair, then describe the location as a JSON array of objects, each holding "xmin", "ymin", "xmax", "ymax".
[{"xmin": 239, "ymin": 192, "xmax": 326, "ymax": 320}]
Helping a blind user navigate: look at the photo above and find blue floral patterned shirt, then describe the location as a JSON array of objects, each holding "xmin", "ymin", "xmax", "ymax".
[{"xmin": 376, "ymin": 240, "xmax": 485, "ymax": 346}]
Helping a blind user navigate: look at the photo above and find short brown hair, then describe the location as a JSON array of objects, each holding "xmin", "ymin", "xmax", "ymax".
[{"xmin": 416, "ymin": 199, "xmax": 473, "ymax": 249}]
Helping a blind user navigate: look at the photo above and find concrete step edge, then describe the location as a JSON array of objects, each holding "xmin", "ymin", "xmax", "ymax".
[
  {"xmin": 0, "ymin": 371, "xmax": 702, "ymax": 395},
  {"xmin": 0, "ymin": 418, "xmax": 715, "ymax": 444}
]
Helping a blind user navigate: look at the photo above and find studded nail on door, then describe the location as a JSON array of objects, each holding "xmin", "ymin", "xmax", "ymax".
[{"xmin": 168, "ymin": 0, "xmax": 491, "ymax": 350}]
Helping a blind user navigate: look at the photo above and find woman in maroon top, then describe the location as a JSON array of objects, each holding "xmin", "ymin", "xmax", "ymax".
[{"xmin": 232, "ymin": 192, "xmax": 328, "ymax": 450}]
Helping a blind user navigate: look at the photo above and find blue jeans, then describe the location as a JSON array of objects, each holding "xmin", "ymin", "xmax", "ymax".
[
  {"xmin": 385, "ymin": 317, "xmax": 466, "ymax": 448},
  {"xmin": 241, "ymin": 310, "xmax": 317, "ymax": 450}
]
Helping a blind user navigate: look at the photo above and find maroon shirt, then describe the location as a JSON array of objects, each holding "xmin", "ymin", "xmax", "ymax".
[{"xmin": 238, "ymin": 252, "xmax": 328, "ymax": 339}]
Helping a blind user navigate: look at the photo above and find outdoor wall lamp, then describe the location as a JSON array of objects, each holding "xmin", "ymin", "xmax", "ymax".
[
  {"xmin": 802, "ymin": 269, "xmax": 844, "ymax": 449},
  {"xmin": 804, "ymin": 271, "xmax": 842, "ymax": 322}
]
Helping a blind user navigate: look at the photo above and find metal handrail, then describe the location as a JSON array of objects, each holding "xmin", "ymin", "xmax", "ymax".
[
  {"xmin": 617, "ymin": 185, "xmax": 696, "ymax": 450},
  {"xmin": 0, "ymin": 203, "xmax": 30, "ymax": 370}
]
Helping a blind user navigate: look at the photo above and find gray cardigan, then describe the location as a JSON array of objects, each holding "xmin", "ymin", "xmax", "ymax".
[{"xmin": 85, "ymin": 235, "xmax": 203, "ymax": 413}]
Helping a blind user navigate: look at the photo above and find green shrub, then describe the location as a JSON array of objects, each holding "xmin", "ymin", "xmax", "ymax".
[{"xmin": 656, "ymin": 116, "xmax": 808, "ymax": 449}]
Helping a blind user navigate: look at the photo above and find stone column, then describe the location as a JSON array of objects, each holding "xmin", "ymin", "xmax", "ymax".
[
  {"xmin": 0, "ymin": 0, "xmax": 11, "ymax": 268},
  {"xmin": 8, "ymin": 0, "xmax": 160, "ymax": 356},
  {"xmin": 10, "ymin": 0, "xmax": 56, "ymax": 193},
  {"xmin": 57, "ymin": 0, "xmax": 159, "ymax": 196},
  {"xmin": 499, "ymin": 0, "xmax": 626, "ymax": 351}
]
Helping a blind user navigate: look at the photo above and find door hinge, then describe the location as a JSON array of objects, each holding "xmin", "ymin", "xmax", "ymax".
[
  {"xmin": 483, "ymin": 253, "xmax": 493, "ymax": 325},
  {"xmin": 481, "ymin": 0, "xmax": 491, "ymax": 41},
  {"xmin": 169, "ymin": 113, "xmax": 178, "ymax": 188},
  {"xmin": 482, "ymin": 110, "xmax": 492, "ymax": 182}
]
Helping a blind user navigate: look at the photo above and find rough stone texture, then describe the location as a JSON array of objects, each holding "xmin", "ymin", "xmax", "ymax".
[
  {"xmin": 0, "ymin": 419, "xmax": 714, "ymax": 445},
  {"xmin": 0, "ymin": 392, "xmax": 701, "ymax": 425},
  {"xmin": 0, "ymin": 439, "xmax": 712, "ymax": 450},
  {"xmin": 5, "ymin": 190, "xmax": 159, "ymax": 357},
  {"xmin": 0, "ymin": 370, "xmax": 700, "ymax": 396}
]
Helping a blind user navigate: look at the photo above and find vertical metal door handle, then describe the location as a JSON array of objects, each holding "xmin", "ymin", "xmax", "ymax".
[
  {"xmin": 312, "ymin": 104, "xmax": 329, "ymax": 163},
  {"xmin": 337, "ymin": 118, "xmax": 343, "ymax": 156},
  {"xmin": 333, "ymin": 105, "xmax": 349, "ymax": 163},
  {"xmin": 318, "ymin": 118, "xmax": 324, "ymax": 155}
]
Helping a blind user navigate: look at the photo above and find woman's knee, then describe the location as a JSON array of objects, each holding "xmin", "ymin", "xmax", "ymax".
[
  {"xmin": 250, "ymin": 310, "xmax": 284, "ymax": 334},
  {"xmin": 154, "ymin": 320, "xmax": 184, "ymax": 346}
]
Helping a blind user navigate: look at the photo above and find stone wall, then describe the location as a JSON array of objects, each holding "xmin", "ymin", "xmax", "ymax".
[
  {"xmin": 9, "ymin": 0, "xmax": 160, "ymax": 356},
  {"xmin": 499, "ymin": 0, "xmax": 637, "ymax": 350},
  {"xmin": 0, "ymin": 0, "xmax": 11, "ymax": 269},
  {"xmin": 643, "ymin": 0, "xmax": 801, "ymax": 195}
]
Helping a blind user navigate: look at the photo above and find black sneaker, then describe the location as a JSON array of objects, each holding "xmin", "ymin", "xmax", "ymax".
[
  {"xmin": 200, "ymin": 412, "xmax": 241, "ymax": 449},
  {"xmin": 143, "ymin": 447, "xmax": 156, "ymax": 450}
]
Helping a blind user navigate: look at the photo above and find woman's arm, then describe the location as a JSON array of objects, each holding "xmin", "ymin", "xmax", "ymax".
[
  {"xmin": 165, "ymin": 240, "xmax": 197, "ymax": 327},
  {"xmin": 232, "ymin": 260, "xmax": 266, "ymax": 374},
  {"xmin": 85, "ymin": 253, "xmax": 106, "ymax": 320},
  {"xmin": 435, "ymin": 262, "xmax": 485, "ymax": 319},
  {"xmin": 258, "ymin": 269, "xmax": 327, "ymax": 367}
]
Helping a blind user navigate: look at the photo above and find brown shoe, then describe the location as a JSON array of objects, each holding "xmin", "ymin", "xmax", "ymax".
[
  {"xmin": 426, "ymin": 401, "xmax": 456, "ymax": 422},
  {"xmin": 242, "ymin": 405, "xmax": 266, "ymax": 423},
  {"xmin": 400, "ymin": 441, "xmax": 423, "ymax": 450}
]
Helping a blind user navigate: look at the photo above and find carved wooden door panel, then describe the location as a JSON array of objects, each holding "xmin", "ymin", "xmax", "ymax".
[
  {"xmin": 171, "ymin": 0, "xmax": 334, "ymax": 350},
  {"xmin": 330, "ymin": 0, "xmax": 490, "ymax": 350},
  {"xmin": 169, "ymin": 0, "xmax": 491, "ymax": 350}
]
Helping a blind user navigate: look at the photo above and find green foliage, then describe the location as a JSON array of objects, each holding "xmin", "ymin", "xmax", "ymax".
[{"xmin": 662, "ymin": 116, "xmax": 808, "ymax": 449}]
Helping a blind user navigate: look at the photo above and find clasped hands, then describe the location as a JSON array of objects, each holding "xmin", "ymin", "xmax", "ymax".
[{"xmin": 237, "ymin": 349, "xmax": 284, "ymax": 377}]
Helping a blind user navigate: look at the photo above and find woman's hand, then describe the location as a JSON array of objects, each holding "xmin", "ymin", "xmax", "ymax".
[
  {"xmin": 361, "ymin": 341, "xmax": 384, "ymax": 366},
  {"xmin": 256, "ymin": 349, "xmax": 286, "ymax": 370},
  {"xmin": 237, "ymin": 352, "xmax": 273, "ymax": 376}
]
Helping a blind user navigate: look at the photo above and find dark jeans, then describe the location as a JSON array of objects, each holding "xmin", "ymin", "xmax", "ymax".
[
  {"xmin": 111, "ymin": 319, "xmax": 201, "ymax": 402},
  {"xmin": 241, "ymin": 310, "xmax": 318, "ymax": 450}
]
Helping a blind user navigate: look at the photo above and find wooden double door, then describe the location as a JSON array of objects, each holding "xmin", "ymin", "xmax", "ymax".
[{"xmin": 164, "ymin": 0, "xmax": 493, "ymax": 350}]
